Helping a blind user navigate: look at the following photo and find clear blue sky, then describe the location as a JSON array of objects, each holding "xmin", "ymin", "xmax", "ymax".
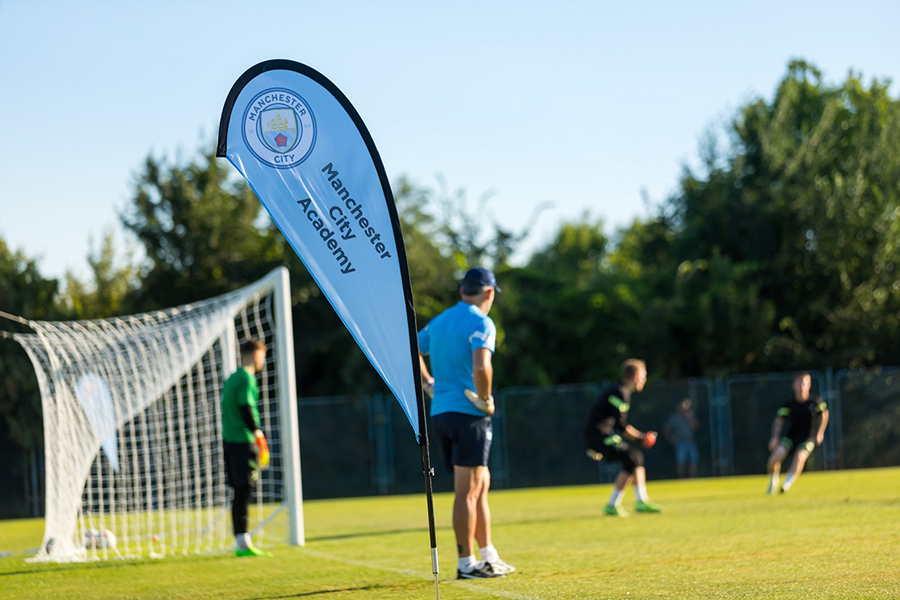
[{"xmin": 1, "ymin": 1, "xmax": 898, "ymax": 281}]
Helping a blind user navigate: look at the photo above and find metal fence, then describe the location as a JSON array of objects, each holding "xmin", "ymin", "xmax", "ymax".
[
  {"xmin": 287, "ymin": 369, "xmax": 897, "ymax": 499},
  {"xmin": 8, "ymin": 369, "xmax": 900, "ymax": 515}
]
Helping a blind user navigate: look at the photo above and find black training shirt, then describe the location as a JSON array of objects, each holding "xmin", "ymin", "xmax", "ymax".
[
  {"xmin": 585, "ymin": 384, "xmax": 632, "ymax": 437},
  {"xmin": 777, "ymin": 395, "xmax": 827, "ymax": 438}
]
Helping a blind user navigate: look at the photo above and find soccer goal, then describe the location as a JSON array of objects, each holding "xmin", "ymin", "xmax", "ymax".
[{"xmin": 12, "ymin": 267, "xmax": 303, "ymax": 562}]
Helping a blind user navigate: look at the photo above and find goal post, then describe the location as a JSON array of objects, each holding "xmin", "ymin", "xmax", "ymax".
[
  {"xmin": 12, "ymin": 266, "xmax": 303, "ymax": 562},
  {"xmin": 273, "ymin": 266, "xmax": 304, "ymax": 546}
]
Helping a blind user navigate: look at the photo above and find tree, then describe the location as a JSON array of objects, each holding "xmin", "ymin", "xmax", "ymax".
[
  {"xmin": 0, "ymin": 239, "xmax": 60, "ymax": 450},
  {"xmin": 618, "ymin": 60, "xmax": 900, "ymax": 373},
  {"xmin": 392, "ymin": 177, "xmax": 460, "ymax": 320},
  {"xmin": 64, "ymin": 229, "xmax": 139, "ymax": 319},
  {"xmin": 121, "ymin": 150, "xmax": 285, "ymax": 310},
  {"xmin": 495, "ymin": 217, "xmax": 641, "ymax": 385}
]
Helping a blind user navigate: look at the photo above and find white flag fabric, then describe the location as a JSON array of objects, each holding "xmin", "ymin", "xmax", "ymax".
[{"xmin": 217, "ymin": 60, "xmax": 422, "ymax": 436}]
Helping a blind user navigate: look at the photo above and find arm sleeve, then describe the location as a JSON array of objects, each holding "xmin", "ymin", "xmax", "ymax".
[
  {"xmin": 235, "ymin": 374, "xmax": 261, "ymax": 431},
  {"xmin": 777, "ymin": 402, "xmax": 791, "ymax": 418},
  {"xmin": 617, "ymin": 409, "xmax": 628, "ymax": 430},
  {"xmin": 239, "ymin": 405, "xmax": 260, "ymax": 433},
  {"xmin": 417, "ymin": 325, "xmax": 430, "ymax": 355},
  {"xmin": 604, "ymin": 394, "xmax": 630, "ymax": 430},
  {"xmin": 470, "ymin": 318, "xmax": 497, "ymax": 353},
  {"xmin": 814, "ymin": 398, "xmax": 828, "ymax": 413}
]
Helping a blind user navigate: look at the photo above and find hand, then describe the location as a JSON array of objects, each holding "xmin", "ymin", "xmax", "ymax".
[
  {"xmin": 463, "ymin": 389, "xmax": 495, "ymax": 415},
  {"xmin": 641, "ymin": 431, "xmax": 657, "ymax": 449},
  {"xmin": 423, "ymin": 378, "xmax": 435, "ymax": 399},
  {"xmin": 255, "ymin": 430, "xmax": 270, "ymax": 469}
]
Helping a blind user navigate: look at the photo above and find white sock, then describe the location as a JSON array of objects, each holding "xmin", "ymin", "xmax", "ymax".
[
  {"xmin": 767, "ymin": 473, "xmax": 779, "ymax": 493},
  {"xmin": 782, "ymin": 474, "xmax": 795, "ymax": 490},
  {"xmin": 235, "ymin": 533, "xmax": 252, "ymax": 551},
  {"xmin": 458, "ymin": 556, "xmax": 477, "ymax": 571},
  {"xmin": 635, "ymin": 484, "xmax": 649, "ymax": 503},
  {"xmin": 480, "ymin": 544, "xmax": 499, "ymax": 563},
  {"xmin": 608, "ymin": 487, "xmax": 625, "ymax": 507}
]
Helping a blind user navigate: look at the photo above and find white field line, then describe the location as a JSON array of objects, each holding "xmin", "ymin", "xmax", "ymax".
[{"xmin": 301, "ymin": 547, "xmax": 549, "ymax": 600}]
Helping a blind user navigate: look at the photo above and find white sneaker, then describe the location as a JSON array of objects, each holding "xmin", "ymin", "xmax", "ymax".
[
  {"xmin": 457, "ymin": 561, "xmax": 505, "ymax": 579},
  {"xmin": 486, "ymin": 557, "xmax": 516, "ymax": 574}
]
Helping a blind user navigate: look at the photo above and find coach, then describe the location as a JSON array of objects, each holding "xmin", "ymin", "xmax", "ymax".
[{"xmin": 417, "ymin": 267, "xmax": 515, "ymax": 579}]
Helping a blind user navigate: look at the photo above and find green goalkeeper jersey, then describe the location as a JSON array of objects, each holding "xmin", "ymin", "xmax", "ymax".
[{"xmin": 221, "ymin": 368, "xmax": 261, "ymax": 443}]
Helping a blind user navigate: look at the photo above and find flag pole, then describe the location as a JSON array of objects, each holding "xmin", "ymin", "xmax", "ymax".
[
  {"xmin": 217, "ymin": 59, "xmax": 440, "ymax": 595},
  {"xmin": 418, "ymin": 413, "xmax": 440, "ymax": 599}
]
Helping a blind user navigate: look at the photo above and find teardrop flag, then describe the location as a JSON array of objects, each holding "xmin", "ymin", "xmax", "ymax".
[{"xmin": 217, "ymin": 60, "xmax": 424, "ymax": 437}]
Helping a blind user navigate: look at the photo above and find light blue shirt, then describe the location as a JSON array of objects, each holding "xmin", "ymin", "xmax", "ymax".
[{"xmin": 418, "ymin": 302, "xmax": 497, "ymax": 417}]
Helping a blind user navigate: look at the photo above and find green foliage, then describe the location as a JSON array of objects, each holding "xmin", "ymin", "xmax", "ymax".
[
  {"xmin": 392, "ymin": 178, "xmax": 459, "ymax": 321},
  {"xmin": 496, "ymin": 218, "xmax": 635, "ymax": 385},
  {"xmin": 607, "ymin": 59, "xmax": 900, "ymax": 374},
  {"xmin": 0, "ymin": 240, "xmax": 59, "ymax": 323},
  {"xmin": 121, "ymin": 150, "xmax": 286, "ymax": 310},
  {"xmin": 423, "ymin": 177, "xmax": 550, "ymax": 272},
  {"xmin": 64, "ymin": 230, "xmax": 138, "ymax": 319},
  {"xmin": 0, "ymin": 239, "xmax": 60, "ymax": 450}
]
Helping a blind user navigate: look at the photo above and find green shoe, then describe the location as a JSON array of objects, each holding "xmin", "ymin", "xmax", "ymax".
[
  {"xmin": 236, "ymin": 547, "xmax": 273, "ymax": 558},
  {"xmin": 603, "ymin": 504, "xmax": 628, "ymax": 517},
  {"xmin": 635, "ymin": 501, "xmax": 663, "ymax": 513}
]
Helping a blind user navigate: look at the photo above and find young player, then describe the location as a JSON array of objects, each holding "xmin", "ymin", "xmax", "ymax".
[
  {"xmin": 766, "ymin": 372, "xmax": 829, "ymax": 494},
  {"xmin": 221, "ymin": 338, "xmax": 272, "ymax": 557},
  {"xmin": 583, "ymin": 359, "xmax": 662, "ymax": 516},
  {"xmin": 418, "ymin": 267, "xmax": 515, "ymax": 579}
]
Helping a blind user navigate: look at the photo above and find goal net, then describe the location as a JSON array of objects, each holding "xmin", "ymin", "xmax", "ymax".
[{"xmin": 12, "ymin": 267, "xmax": 303, "ymax": 562}]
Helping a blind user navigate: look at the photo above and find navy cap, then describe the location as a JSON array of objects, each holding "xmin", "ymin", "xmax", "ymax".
[{"xmin": 462, "ymin": 267, "xmax": 501, "ymax": 293}]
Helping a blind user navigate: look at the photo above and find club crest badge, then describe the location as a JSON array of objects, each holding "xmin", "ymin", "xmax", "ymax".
[{"xmin": 242, "ymin": 88, "xmax": 316, "ymax": 168}]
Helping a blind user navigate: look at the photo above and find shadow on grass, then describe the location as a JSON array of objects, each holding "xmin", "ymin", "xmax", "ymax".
[
  {"xmin": 0, "ymin": 553, "xmax": 229, "ymax": 577},
  {"xmin": 307, "ymin": 527, "xmax": 426, "ymax": 542},
  {"xmin": 307, "ymin": 511, "xmax": 602, "ymax": 542},
  {"xmin": 245, "ymin": 583, "xmax": 408, "ymax": 599}
]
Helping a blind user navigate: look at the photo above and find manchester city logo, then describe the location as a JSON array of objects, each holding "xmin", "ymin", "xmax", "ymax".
[{"xmin": 242, "ymin": 88, "xmax": 316, "ymax": 168}]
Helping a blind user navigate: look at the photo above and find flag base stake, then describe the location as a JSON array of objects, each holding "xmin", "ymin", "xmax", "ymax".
[{"xmin": 419, "ymin": 436, "xmax": 440, "ymax": 600}]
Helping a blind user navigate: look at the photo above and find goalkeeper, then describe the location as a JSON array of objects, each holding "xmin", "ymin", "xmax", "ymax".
[
  {"xmin": 583, "ymin": 359, "xmax": 663, "ymax": 516},
  {"xmin": 221, "ymin": 338, "xmax": 272, "ymax": 557}
]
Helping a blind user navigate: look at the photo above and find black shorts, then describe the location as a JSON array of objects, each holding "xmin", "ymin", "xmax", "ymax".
[
  {"xmin": 584, "ymin": 428, "xmax": 644, "ymax": 474},
  {"xmin": 780, "ymin": 434, "xmax": 816, "ymax": 455},
  {"xmin": 223, "ymin": 441, "xmax": 260, "ymax": 488},
  {"xmin": 432, "ymin": 412, "xmax": 492, "ymax": 474}
]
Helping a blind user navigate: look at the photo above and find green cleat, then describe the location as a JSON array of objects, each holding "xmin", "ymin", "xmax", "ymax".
[
  {"xmin": 236, "ymin": 547, "xmax": 273, "ymax": 558},
  {"xmin": 635, "ymin": 501, "xmax": 663, "ymax": 513},
  {"xmin": 603, "ymin": 504, "xmax": 628, "ymax": 517}
]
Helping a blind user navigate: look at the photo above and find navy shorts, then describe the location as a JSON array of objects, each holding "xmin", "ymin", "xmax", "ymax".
[
  {"xmin": 432, "ymin": 412, "xmax": 492, "ymax": 474},
  {"xmin": 674, "ymin": 442, "xmax": 699, "ymax": 466}
]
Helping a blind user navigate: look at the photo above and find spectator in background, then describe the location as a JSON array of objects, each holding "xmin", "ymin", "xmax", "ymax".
[{"xmin": 664, "ymin": 399, "xmax": 700, "ymax": 478}]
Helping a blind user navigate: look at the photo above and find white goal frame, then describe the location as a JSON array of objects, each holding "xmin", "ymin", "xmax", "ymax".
[{"xmin": 13, "ymin": 266, "xmax": 303, "ymax": 561}]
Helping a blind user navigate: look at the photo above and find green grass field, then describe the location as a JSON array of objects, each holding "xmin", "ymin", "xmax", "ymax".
[{"xmin": 2, "ymin": 468, "xmax": 899, "ymax": 599}]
